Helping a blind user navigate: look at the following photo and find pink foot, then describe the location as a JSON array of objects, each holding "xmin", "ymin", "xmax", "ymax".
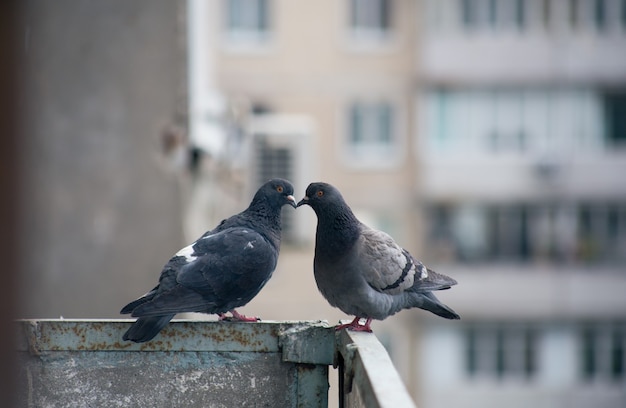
[
  {"xmin": 219, "ymin": 309, "xmax": 260, "ymax": 322},
  {"xmin": 335, "ymin": 317, "xmax": 373, "ymax": 332}
]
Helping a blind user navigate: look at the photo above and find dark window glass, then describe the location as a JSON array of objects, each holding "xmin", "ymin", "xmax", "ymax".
[
  {"xmin": 612, "ymin": 329, "xmax": 624, "ymax": 379},
  {"xmin": 594, "ymin": 0, "xmax": 607, "ymax": 31},
  {"xmin": 515, "ymin": 0, "xmax": 526, "ymax": 30},
  {"xmin": 604, "ymin": 93, "xmax": 626, "ymax": 145},
  {"xmin": 582, "ymin": 327, "xmax": 596, "ymax": 380},
  {"xmin": 465, "ymin": 327, "xmax": 478, "ymax": 376}
]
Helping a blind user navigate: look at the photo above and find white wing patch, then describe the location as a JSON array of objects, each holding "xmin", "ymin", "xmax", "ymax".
[
  {"xmin": 175, "ymin": 243, "xmax": 197, "ymax": 263},
  {"xmin": 244, "ymin": 241, "xmax": 254, "ymax": 250}
]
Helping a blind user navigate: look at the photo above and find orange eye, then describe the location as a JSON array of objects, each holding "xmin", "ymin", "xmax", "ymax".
[
  {"xmin": 316, "ymin": 190, "xmax": 324, "ymax": 197},
  {"xmin": 276, "ymin": 185, "xmax": 284, "ymax": 193}
]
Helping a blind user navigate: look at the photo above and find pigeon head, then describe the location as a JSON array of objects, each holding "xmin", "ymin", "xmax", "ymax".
[
  {"xmin": 297, "ymin": 181, "xmax": 360, "ymax": 256},
  {"xmin": 254, "ymin": 178, "xmax": 297, "ymax": 209},
  {"xmin": 297, "ymin": 182, "xmax": 347, "ymax": 213}
]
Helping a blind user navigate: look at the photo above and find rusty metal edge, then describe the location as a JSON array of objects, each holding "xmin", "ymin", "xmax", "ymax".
[{"xmin": 15, "ymin": 319, "xmax": 330, "ymax": 353}]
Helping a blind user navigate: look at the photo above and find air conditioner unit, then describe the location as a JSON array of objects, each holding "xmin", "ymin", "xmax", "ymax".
[{"xmin": 246, "ymin": 114, "xmax": 317, "ymax": 244}]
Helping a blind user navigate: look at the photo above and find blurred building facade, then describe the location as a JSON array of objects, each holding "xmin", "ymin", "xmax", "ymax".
[
  {"xmin": 416, "ymin": 0, "xmax": 626, "ymax": 407},
  {"xmin": 16, "ymin": 0, "xmax": 626, "ymax": 407},
  {"xmin": 205, "ymin": 0, "xmax": 420, "ymax": 243},
  {"xmin": 199, "ymin": 0, "xmax": 626, "ymax": 407}
]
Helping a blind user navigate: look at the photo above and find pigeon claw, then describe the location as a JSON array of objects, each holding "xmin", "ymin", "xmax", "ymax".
[
  {"xmin": 335, "ymin": 317, "xmax": 373, "ymax": 332},
  {"xmin": 218, "ymin": 309, "xmax": 260, "ymax": 322}
]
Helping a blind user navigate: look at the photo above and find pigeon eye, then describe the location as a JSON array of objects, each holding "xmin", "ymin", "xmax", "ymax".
[
  {"xmin": 276, "ymin": 186, "xmax": 284, "ymax": 193},
  {"xmin": 316, "ymin": 190, "xmax": 324, "ymax": 197}
]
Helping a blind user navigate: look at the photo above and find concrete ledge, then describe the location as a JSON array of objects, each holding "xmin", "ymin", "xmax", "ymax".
[
  {"xmin": 16, "ymin": 318, "xmax": 332, "ymax": 352},
  {"xmin": 16, "ymin": 319, "xmax": 332, "ymax": 408}
]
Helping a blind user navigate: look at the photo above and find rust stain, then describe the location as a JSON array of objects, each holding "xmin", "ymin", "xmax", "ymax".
[{"xmin": 20, "ymin": 320, "xmax": 285, "ymax": 352}]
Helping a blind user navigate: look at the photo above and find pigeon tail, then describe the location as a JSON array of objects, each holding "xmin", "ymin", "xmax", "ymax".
[
  {"xmin": 417, "ymin": 292, "xmax": 460, "ymax": 320},
  {"xmin": 122, "ymin": 314, "xmax": 175, "ymax": 343},
  {"xmin": 411, "ymin": 268, "xmax": 458, "ymax": 293},
  {"xmin": 130, "ymin": 285, "xmax": 215, "ymax": 317},
  {"xmin": 120, "ymin": 292, "xmax": 154, "ymax": 314}
]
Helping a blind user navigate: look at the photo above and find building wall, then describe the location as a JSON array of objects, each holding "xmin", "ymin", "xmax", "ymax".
[
  {"xmin": 415, "ymin": 0, "xmax": 626, "ymax": 407},
  {"xmin": 214, "ymin": 0, "xmax": 419, "ymax": 215},
  {"xmin": 17, "ymin": 0, "xmax": 187, "ymax": 318}
]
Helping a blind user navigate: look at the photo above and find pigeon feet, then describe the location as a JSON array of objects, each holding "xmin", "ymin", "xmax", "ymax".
[
  {"xmin": 335, "ymin": 317, "xmax": 373, "ymax": 332},
  {"xmin": 218, "ymin": 309, "xmax": 260, "ymax": 322}
]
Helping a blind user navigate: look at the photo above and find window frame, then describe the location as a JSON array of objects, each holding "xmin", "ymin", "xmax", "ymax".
[
  {"xmin": 344, "ymin": 0, "xmax": 396, "ymax": 50},
  {"xmin": 222, "ymin": 0, "xmax": 274, "ymax": 51},
  {"xmin": 464, "ymin": 322, "xmax": 538, "ymax": 381},
  {"xmin": 579, "ymin": 323, "xmax": 626, "ymax": 383},
  {"xmin": 340, "ymin": 98, "xmax": 406, "ymax": 169}
]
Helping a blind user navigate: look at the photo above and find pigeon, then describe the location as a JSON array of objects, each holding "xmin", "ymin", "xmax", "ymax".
[
  {"xmin": 120, "ymin": 178, "xmax": 297, "ymax": 342},
  {"xmin": 297, "ymin": 182, "xmax": 459, "ymax": 332}
]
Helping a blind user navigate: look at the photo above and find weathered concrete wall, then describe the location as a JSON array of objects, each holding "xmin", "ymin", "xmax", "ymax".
[
  {"xmin": 16, "ymin": 320, "xmax": 331, "ymax": 408},
  {"xmin": 19, "ymin": 351, "xmax": 297, "ymax": 407},
  {"xmin": 17, "ymin": 0, "xmax": 187, "ymax": 318}
]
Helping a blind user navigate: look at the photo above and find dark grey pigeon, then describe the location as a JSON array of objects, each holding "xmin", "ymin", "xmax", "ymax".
[
  {"xmin": 120, "ymin": 178, "xmax": 297, "ymax": 342},
  {"xmin": 297, "ymin": 182, "xmax": 459, "ymax": 332}
]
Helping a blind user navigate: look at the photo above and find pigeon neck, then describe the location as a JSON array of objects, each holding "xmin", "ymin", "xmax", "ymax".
[
  {"xmin": 244, "ymin": 198, "xmax": 283, "ymax": 246},
  {"xmin": 315, "ymin": 203, "xmax": 360, "ymax": 258}
]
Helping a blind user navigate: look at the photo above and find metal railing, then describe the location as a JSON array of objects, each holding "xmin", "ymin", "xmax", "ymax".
[{"xmin": 16, "ymin": 319, "xmax": 416, "ymax": 407}]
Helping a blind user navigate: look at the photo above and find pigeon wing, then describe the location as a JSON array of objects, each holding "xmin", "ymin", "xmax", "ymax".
[
  {"xmin": 179, "ymin": 227, "xmax": 278, "ymax": 297},
  {"xmin": 357, "ymin": 227, "xmax": 420, "ymax": 295},
  {"xmin": 357, "ymin": 227, "xmax": 458, "ymax": 295},
  {"xmin": 130, "ymin": 227, "xmax": 278, "ymax": 316}
]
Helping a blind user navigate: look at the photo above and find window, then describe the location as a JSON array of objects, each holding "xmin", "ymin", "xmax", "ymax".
[
  {"xmin": 580, "ymin": 324, "xmax": 626, "ymax": 382},
  {"xmin": 487, "ymin": 205, "xmax": 530, "ymax": 261},
  {"xmin": 348, "ymin": 0, "xmax": 392, "ymax": 42},
  {"xmin": 541, "ymin": 0, "xmax": 551, "ymax": 30},
  {"xmin": 490, "ymin": 91, "xmax": 526, "ymax": 152},
  {"xmin": 603, "ymin": 93, "xmax": 626, "ymax": 146},
  {"xmin": 345, "ymin": 101, "xmax": 400, "ymax": 166},
  {"xmin": 577, "ymin": 203, "xmax": 626, "ymax": 263},
  {"xmin": 514, "ymin": 0, "xmax": 526, "ymax": 30},
  {"xmin": 252, "ymin": 135, "xmax": 295, "ymax": 240},
  {"xmin": 426, "ymin": 202, "xmax": 626, "ymax": 264},
  {"xmin": 465, "ymin": 323, "xmax": 537, "ymax": 380},
  {"xmin": 459, "ymin": 0, "xmax": 526, "ymax": 32},
  {"xmin": 461, "ymin": 0, "xmax": 477, "ymax": 29},
  {"xmin": 569, "ymin": 0, "xmax": 580, "ymax": 30},
  {"xmin": 593, "ymin": 0, "xmax": 607, "ymax": 31},
  {"xmin": 452, "ymin": 205, "xmax": 489, "ymax": 261},
  {"xmin": 423, "ymin": 89, "xmax": 606, "ymax": 155},
  {"xmin": 224, "ymin": 0, "xmax": 271, "ymax": 45},
  {"xmin": 431, "ymin": 0, "xmax": 626, "ymax": 35}
]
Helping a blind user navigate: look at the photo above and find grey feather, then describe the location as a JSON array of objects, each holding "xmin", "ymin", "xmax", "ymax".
[{"xmin": 297, "ymin": 182, "xmax": 460, "ymax": 331}]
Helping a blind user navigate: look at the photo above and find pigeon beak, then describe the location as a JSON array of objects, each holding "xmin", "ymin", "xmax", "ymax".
[
  {"xmin": 296, "ymin": 196, "xmax": 309, "ymax": 207},
  {"xmin": 286, "ymin": 195, "xmax": 297, "ymax": 208}
]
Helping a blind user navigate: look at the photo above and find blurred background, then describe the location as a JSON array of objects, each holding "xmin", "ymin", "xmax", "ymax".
[{"xmin": 4, "ymin": 0, "xmax": 626, "ymax": 407}]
